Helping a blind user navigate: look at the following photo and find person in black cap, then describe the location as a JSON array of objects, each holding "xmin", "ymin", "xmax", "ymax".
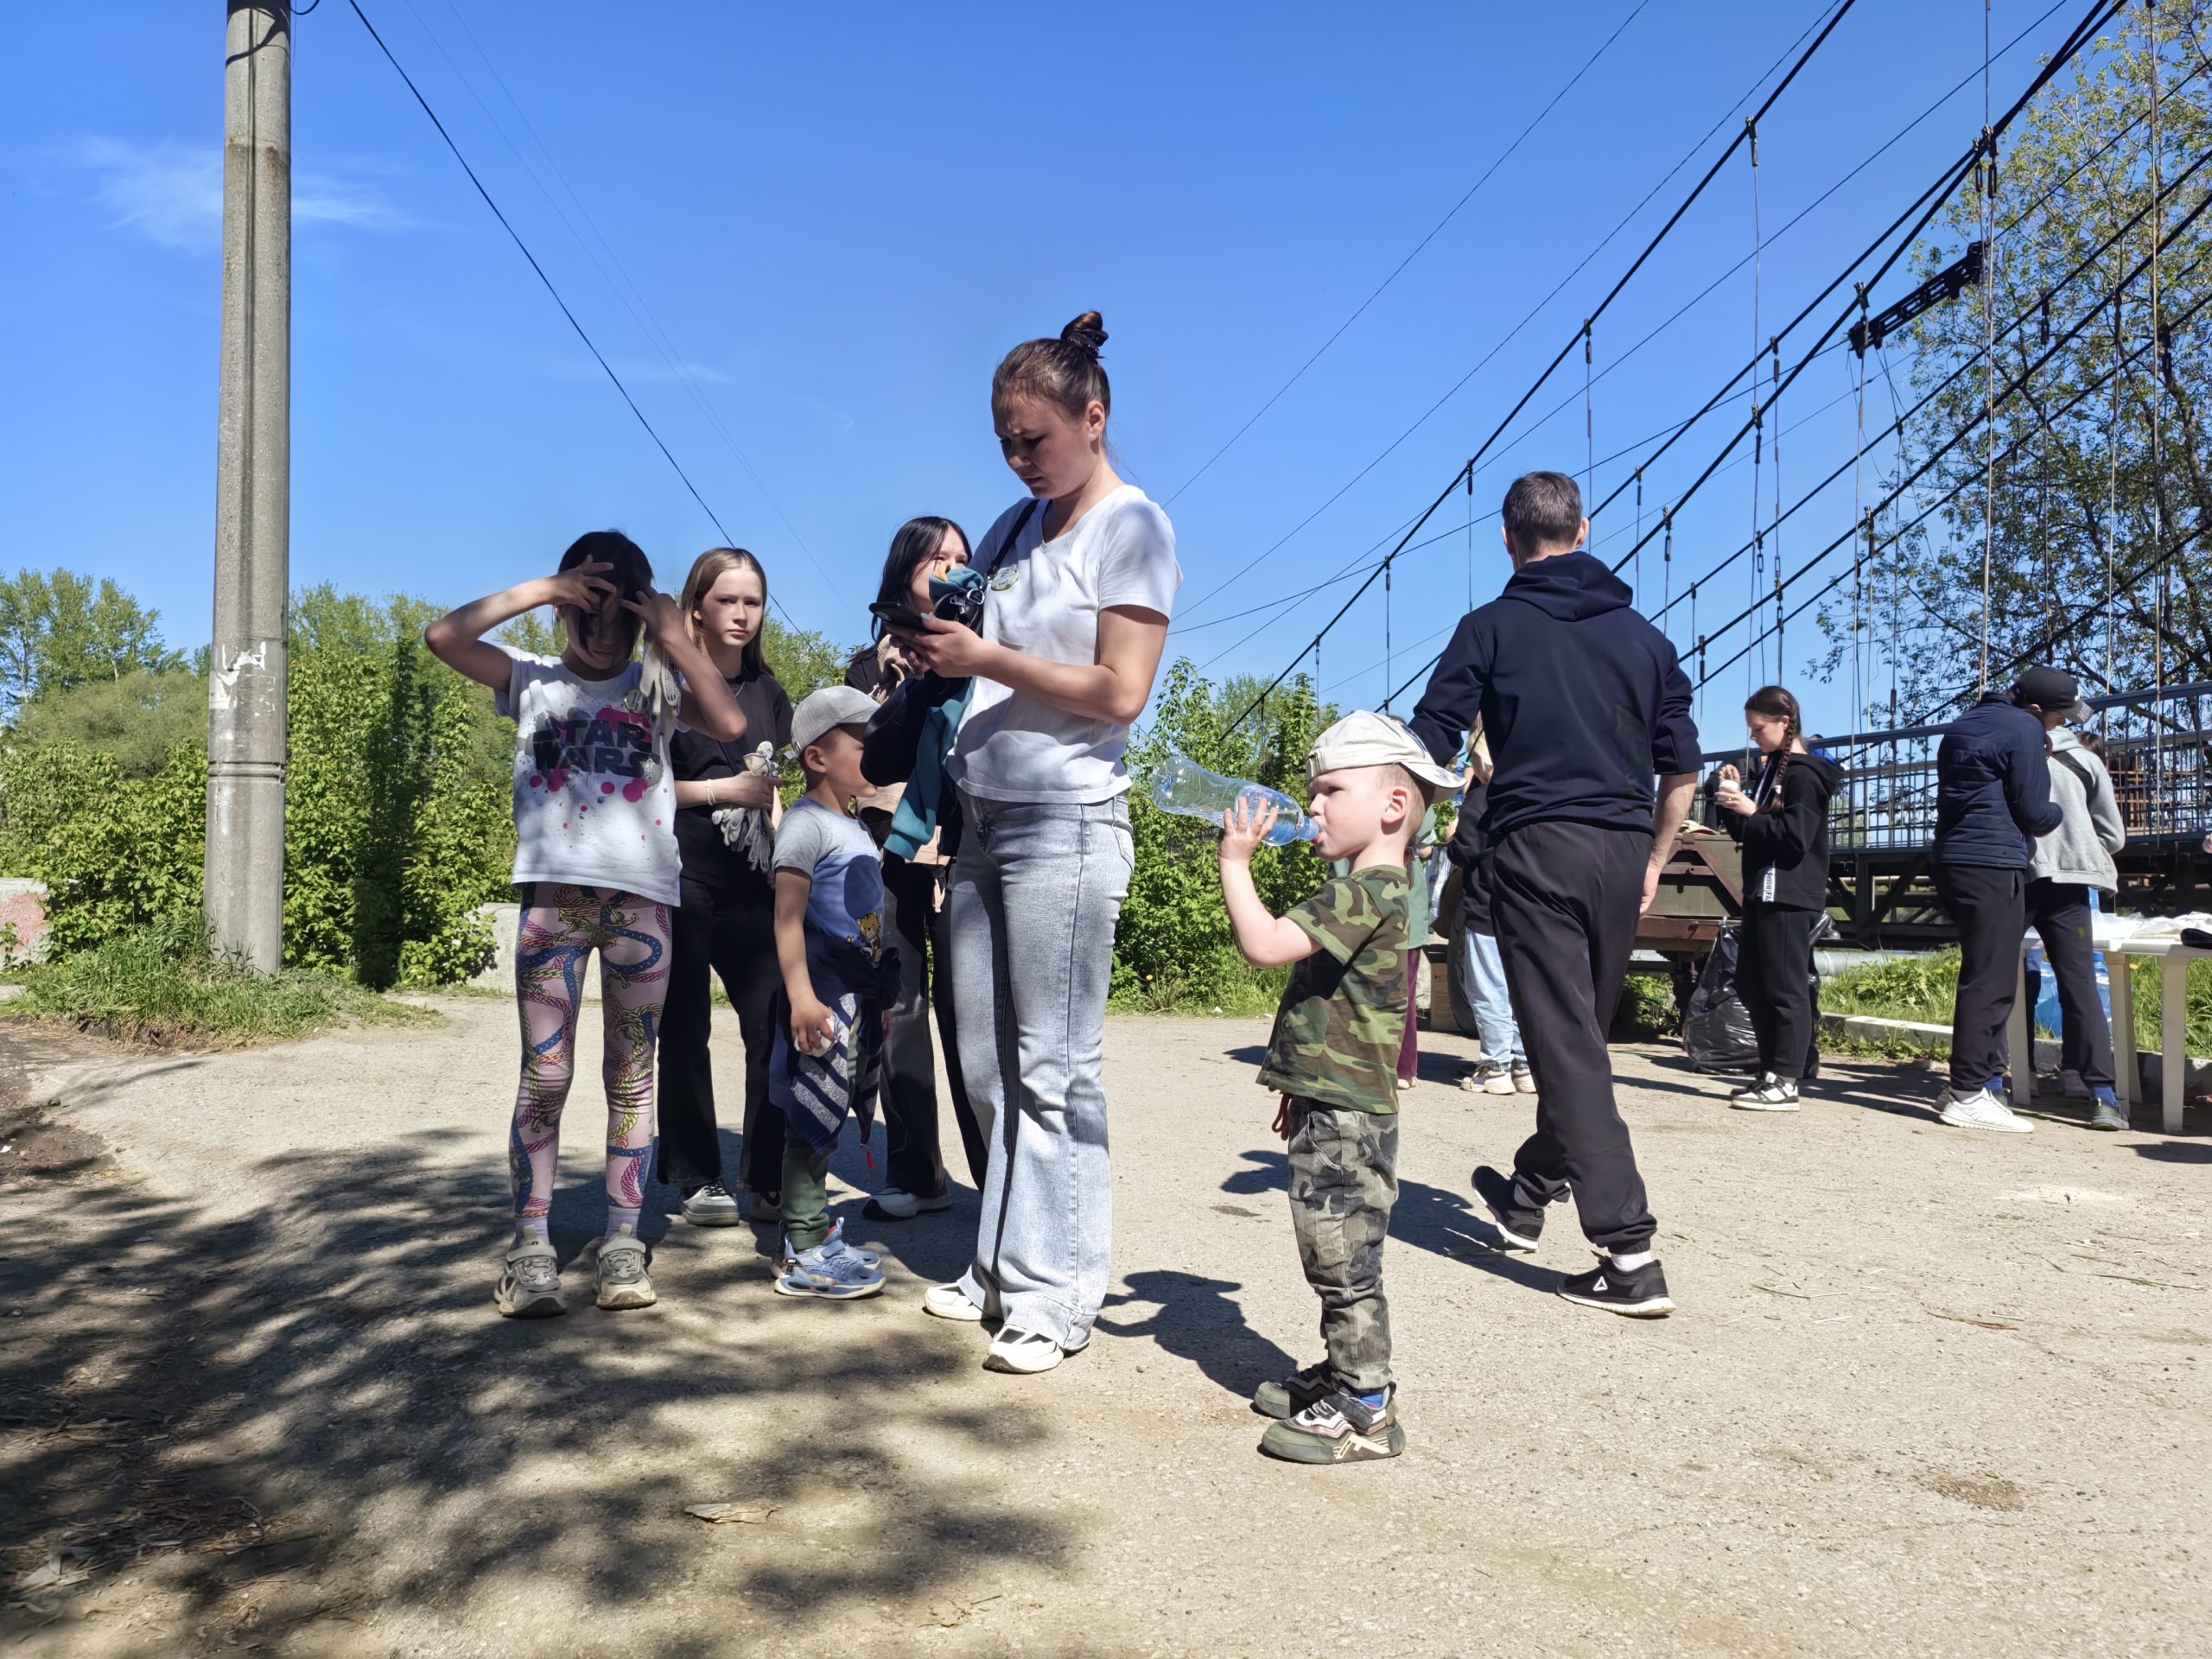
[
  {"xmin": 1931, "ymin": 672, "xmax": 2063, "ymax": 1131},
  {"xmin": 2013, "ymin": 665, "xmax": 2127, "ymax": 1130},
  {"xmin": 1411, "ymin": 471, "xmax": 1699, "ymax": 1318}
]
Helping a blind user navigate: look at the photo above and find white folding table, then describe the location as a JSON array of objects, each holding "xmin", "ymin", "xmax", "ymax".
[{"xmin": 2008, "ymin": 931, "xmax": 2207, "ymax": 1133}]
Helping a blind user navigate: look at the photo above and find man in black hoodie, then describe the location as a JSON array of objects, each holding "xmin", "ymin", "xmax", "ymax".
[
  {"xmin": 1930, "ymin": 682, "xmax": 2063, "ymax": 1133},
  {"xmin": 1412, "ymin": 472, "xmax": 1699, "ymax": 1318}
]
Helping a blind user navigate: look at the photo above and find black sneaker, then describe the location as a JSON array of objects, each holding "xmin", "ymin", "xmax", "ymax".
[
  {"xmin": 1259, "ymin": 1389, "xmax": 1405, "ymax": 1464},
  {"xmin": 1557, "ymin": 1255, "xmax": 1674, "ymax": 1318},
  {"xmin": 1253, "ymin": 1360, "xmax": 1332, "ymax": 1421},
  {"xmin": 2088, "ymin": 1091, "xmax": 2127, "ymax": 1132},
  {"xmin": 1471, "ymin": 1164, "xmax": 1543, "ymax": 1253}
]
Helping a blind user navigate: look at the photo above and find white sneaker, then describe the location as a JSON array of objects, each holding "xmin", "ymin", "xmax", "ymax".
[
  {"xmin": 1939, "ymin": 1087, "xmax": 2035, "ymax": 1134},
  {"xmin": 863, "ymin": 1186, "xmax": 954, "ymax": 1220},
  {"xmin": 1512, "ymin": 1065, "xmax": 1536, "ymax": 1095},
  {"xmin": 680, "ymin": 1182, "xmax": 742, "ymax": 1227},
  {"xmin": 1460, "ymin": 1061, "xmax": 1516, "ymax": 1096},
  {"xmin": 922, "ymin": 1282, "xmax": 985, "ymax": 1322},
  {"xmin": 1731, "ymin": 1073, "xmax": 1801, "ymax": 1112},
  {"xmin": 983, "ymin": 1326, "xmax": 1065, "ymax": 1374}
]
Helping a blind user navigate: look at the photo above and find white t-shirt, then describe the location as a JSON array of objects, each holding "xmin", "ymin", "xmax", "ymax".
[
  {"xmin": 953, "ymin": 484, "xmax": 1182, "ymax": 804},
  {"xmin": 497, "ymin": 647, "xmax": 682, "ymax": 906}
]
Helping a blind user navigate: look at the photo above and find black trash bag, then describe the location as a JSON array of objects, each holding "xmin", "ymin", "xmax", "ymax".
[{"xmin": 1682, "ymin": 925, "xmax": 1760, "ymax": 1073}]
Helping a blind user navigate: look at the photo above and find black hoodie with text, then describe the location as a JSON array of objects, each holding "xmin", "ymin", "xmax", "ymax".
[
  {"xmin": 1410, "ymin": 550, "xmax": 1699, "ymax": 838},
  {"xmin": 1724, "ymin": 746, "xmax": 1847, "ymax": 909}
]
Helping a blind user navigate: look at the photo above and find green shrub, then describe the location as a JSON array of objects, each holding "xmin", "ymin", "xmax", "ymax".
[{"xmin": 6, "ymin": 912, "xmax": 430, "ymax": 1046}]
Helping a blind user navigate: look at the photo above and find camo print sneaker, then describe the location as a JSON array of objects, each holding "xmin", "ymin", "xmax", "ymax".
[
  {"xmin": 1260, "ymin": 1389, "xmax": 1405, "ymax": 1464},
  {"xmin": 592, "ymin": 1229, "xmax": 657, "ymax": 1311},
  {"xmin": 1471, "ymin": 1164, "xmax": 1543, "ymax": 1253},
  {"xmin": 1253, "ymin": 1360, "xmax": 1334, "ymax": 1421},
  {"xmin": 493, "ymin": 1240, "xmax": 566, "ymax": 1319}
]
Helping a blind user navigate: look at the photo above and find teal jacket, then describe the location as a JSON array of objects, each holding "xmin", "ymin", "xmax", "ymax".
[{"xmin": 885, "ymin": 686, "xmax": 970, "ymax": 861}]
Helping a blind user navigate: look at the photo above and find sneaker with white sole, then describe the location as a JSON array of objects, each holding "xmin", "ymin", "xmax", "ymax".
[
  {"xmin": 817, "ymin": 1218, "xmax": 880, "ymax": 1268},
  {"xmin": 1259, "ymin": 1389, "xmax": 1405, "ymax": 1464},
  {"xmin": 1556, "ymin": 1255, "xmax": 1674, "ymax": 1317},
  {"xmin": 1460, "ymin": 1060, "xmax": 1516, "ymax": 1096},
  {"xmin": 1512, "ymin": 1065, "xmax": 1536, "ymax": 1094},
  {"xmin": 773, "ymin": 1234, "xmax": 884, "ymax": 1300},
  {"xmin": 983, "ymin": 1326, "xmax": 1066, "ymax": 1374},
  {"xmin": 2088, "ymin": 1089, "xmax": 2127, "ymax": 1132},
  {"xmin": 862, "ymin": 1186, "xmax": 954, "ymax": 1221},
  {"xmin": 922, "ymin": 1282, "xmax": 985, "ymax": 1322},
  {"xmin": 748, "ymin": 1190, "xmax": 783, "ymax": 1224},
  {"xmin": 680, "ymin": 1182, "xmax": 742, "ymax": 1227},
  {"xmin": 1471, "ymin": 1164, "xmax": 1543, "ymax": 1253},
  {"xmin": 591, "ymin": 1230, "xmax": 657, "ymax": 1310},
  {"xmin": 1731, "ymin": 1073, "xmax": 1801, "ymax": 1112},
  {"xmin": 493, "ymin": 1240, "xmax": 566, "ymax": 1319},
  {"xmin": 1939, "ymin": 1086, "xmax": 2034, "ymax": 1134}
]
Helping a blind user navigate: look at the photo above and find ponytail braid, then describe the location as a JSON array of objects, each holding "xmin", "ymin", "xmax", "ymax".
[{"xmin": 1744, "ymin": 684, "xmax": 1802, "ymax": 815}]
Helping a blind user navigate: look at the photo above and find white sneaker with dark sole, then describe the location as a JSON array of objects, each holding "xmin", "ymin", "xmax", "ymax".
[
  {"xmin": 1731, "ymin": 1074, "xmax": 1801, "ymax": 1112},
  {"xmin": 983, "ymin": 1327, "xmax": 1066, "ymax": 1373},
  {"xmin": 680, "ymin": 1182, "xmax": 743, "ymax": 1227},
  {"xmin": 1939, "ymin": 1087, "xmax": 2034, "ymax": 1133}
]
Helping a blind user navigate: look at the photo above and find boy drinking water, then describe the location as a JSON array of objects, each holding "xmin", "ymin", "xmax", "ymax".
[
  {"xmin": 1217, "ymin": 711, "xmax": 1458, "ymax": 1464},
  {"xmin": 771, "ymin": 686, "xmax": 901, "ymax": 1300}
]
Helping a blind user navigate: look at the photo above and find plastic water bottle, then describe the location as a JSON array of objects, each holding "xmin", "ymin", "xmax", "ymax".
[{"xmin": 1146, "ymin": 753, "xmax": 1317, "ymax": 845}]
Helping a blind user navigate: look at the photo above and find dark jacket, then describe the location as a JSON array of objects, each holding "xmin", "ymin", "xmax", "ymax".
[
  {"xmin": 1933, "ymin": 692, "xmax": 2062, "ymax": 868},
  {"xmin": 1446, "ymin": 779, "xmax": 1494, "ymax": 935},
  {"xmin": 1724, "ymin": 747, "xmax": 1845, "ymax": 909},
  {"xmin": 1411, "ymin": 550, "xmax": 1699, "ymax": 838}
]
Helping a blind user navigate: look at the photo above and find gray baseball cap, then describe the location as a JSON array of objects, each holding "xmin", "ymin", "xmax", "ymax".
[
  {"xmin": 791, "ymin": 685, "xmax": 879, "ymax": 755},
  {"xmin": 1306, "ymin": 709, "xmax": 1461, "ymax": 791}
]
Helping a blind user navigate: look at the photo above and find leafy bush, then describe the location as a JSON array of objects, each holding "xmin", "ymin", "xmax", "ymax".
[{"xmin": 6, "ymin": 912, "xmax": 430, "ymax": 1046}]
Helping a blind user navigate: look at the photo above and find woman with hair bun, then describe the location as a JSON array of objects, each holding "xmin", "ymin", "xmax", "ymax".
[
  {"xmin": 1713, "ymin": 685, "xmax": 1844, "ymax": 1112},
  {"xmin": 891, "ymin": 312, "xmax": 1180, "ymax": 1374}
]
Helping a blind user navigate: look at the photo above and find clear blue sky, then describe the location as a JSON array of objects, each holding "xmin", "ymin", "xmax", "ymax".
[{"xmin": 3, "ymin": 1, "xmax": 2082, "ymax": 747}]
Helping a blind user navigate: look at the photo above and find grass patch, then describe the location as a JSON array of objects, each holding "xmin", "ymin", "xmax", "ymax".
[
  {"xmin": 1820, "ymin": 946, "xmax": 2212, "ymax": 1055},
  {"xmin": 6, "ymin": 916, "xmax": 436, "ymax": 1048},
  {"xmin": 1110, "ymin": 960, "xmax": 1290, "ymax": 1017}
]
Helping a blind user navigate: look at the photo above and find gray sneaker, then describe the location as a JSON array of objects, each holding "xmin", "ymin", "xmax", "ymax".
[
  {"xmin": 1939, "ymin": 1087, "xmax": 2034, "ymax": 1134},
  {"xmin": 681, "ymin": 1182, "xmax": 743, "ymax": 1227},
  {"xmin": 2088, "ymin": 1091, "xmax": 2128, "ymax": 1132},
  {"xmin": 592, "ymin": 1229, "xmax": 657, "ymax": 1310},
  {"xmin": 494, "ymin": 1240, "xmax": 566, "ymax": 1319},
  {"xmin": 773, "ymin": 1235, "xmax": 884, "ymax": 1300}
]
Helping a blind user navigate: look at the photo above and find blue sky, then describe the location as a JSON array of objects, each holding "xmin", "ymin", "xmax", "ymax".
[{"xmin": 3, "ymin": 1, "xmax": 2088, "ymax": 745}]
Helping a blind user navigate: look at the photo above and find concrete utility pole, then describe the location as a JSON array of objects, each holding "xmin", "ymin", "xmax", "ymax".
[{"xmin": 207, "ymin": 1, "xmax": 290, "ymax": 971}]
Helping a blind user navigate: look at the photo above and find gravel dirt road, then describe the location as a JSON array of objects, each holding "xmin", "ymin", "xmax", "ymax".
[{"xmin": 1, "ymin": 999, "xmax": 2205, "ymax": 1656}]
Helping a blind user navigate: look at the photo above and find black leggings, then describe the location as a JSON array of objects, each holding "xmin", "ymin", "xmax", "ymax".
[
  {"xmin": 880, "ymin": 855, "xmax": 985, "ymax": 1192},
  {"xmin": 1737, "ymin": 900, "xmax": 1824, "ymax": 1081},
  {"xmin": 654, "ymin": 874, "xmax": 784, "ymax": 1195}
]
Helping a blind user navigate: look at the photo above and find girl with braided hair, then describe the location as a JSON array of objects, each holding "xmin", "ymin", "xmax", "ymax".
[
  {"xmin": 426, "ymin": 531, "xmax": 747, "ymax": 1318},
  {"xmin": 1713, "ymin": 685, "xmax": 1845, "ymax": 1111}
]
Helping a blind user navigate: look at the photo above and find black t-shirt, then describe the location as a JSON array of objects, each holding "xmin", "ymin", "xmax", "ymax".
[{"xmin": 671, "ymin": 669, "xmax": 793, "ymax": 893}]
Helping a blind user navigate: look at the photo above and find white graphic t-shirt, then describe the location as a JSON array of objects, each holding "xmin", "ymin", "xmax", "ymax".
[
  {"xmin": 954, "ymin": 484, "xmax": 1182, "ymax": 804},
  {"xmin": 497, "ymin": 647, "xmax": 682, "ymax": 906}
]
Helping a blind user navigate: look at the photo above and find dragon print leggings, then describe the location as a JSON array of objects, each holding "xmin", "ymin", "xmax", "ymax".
[{"xmin": 510, "ymin": 884, "xmax": 672, "ymax": 1229}]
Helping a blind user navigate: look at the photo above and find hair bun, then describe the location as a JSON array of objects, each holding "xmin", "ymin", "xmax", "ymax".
[{"xmin": 1059, "ymin": 311, "xmax": 1108, "ymax": 359}]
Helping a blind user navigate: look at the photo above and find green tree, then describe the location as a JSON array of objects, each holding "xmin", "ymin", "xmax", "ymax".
[
  {"xmin": 1815, "ymin": 4, "xmax": 2212, "ymax": 719},
  {"xmin": 763, "ymin": 617, "xmax": 857, "ymax": 703},
  {"xmin": 0, "ymin": 569, "xmax": 183, "ymax": 717},
  {"xmin": 12, "ymin": 667, "xmax": 205, "ymax": 778}
]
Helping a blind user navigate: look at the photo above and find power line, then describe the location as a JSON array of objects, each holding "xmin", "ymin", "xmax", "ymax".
[
  {"xmin": 1164, "ymin": 0, "xmax": 1656, "ymax": 505},
  {"xmin": 343, "ymin": 0, "xmax": 804, "ymax": 626}
]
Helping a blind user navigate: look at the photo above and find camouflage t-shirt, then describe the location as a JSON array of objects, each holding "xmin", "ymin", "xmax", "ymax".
[{"xmin": 1257, "ymin": 864, "xmax": 1412, "ymax": 1115}]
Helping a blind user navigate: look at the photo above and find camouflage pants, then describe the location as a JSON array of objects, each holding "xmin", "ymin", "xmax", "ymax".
[{"xmin": 1286, "ymin": 1100, "xmax": 1398, "ymax": 1394}]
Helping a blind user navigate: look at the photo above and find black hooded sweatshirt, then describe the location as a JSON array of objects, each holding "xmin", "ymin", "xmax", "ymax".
[
  {"xmin": 1410, "ymin": 550, "xmax": 1700, "ymax": 838},
  {"xmin": 1933, "ymin": 691, "xmax": 2063, "ymax": 868},
  {"xmin": 1723, "ymin": 747, "xmax": 1847, "ymax": 909}
]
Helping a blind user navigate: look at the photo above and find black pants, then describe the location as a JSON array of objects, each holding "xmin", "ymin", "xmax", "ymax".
[
  {"xmin": 880, "ymin": 855, "xmax": 984, "ymax": 1192},
  {"xmin": 1934, "ymin": 861, "xmax": 2026, "ymax": 1096},
  {"xmin": 1738, "ymin": 900, "xmax": 1824, "ymax": 1081},
  {"xmin": 654, "ymin": 874, "xmax": 785, "ymax": 1196},
  {"xmin": 2024, "ymin": 878, "xmax": 2116, "ymax": 1090},
  {"xmin": 1491, "ymin": 820, "xmax": 1656, "ymax": 1254}
]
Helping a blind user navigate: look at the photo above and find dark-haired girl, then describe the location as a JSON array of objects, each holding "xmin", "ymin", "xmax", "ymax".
[
  {"xmin": 658, "ymin": 548, "xmax": 796, "ymax": 1226},
  {"xmin": 1713, "ymin": 685, "xmax": 1844, "ymax": 1111},
  {"xmin": 425, "ymin": 533, "xmax": 746, "ymax": 1317},
  {"xmin": 846, "ymin": 517, "xmax": 984, "ymax": 1213},
  {"xmin": 893, "ymin": 313, "xmax": 1179, "ymax": 1374}
]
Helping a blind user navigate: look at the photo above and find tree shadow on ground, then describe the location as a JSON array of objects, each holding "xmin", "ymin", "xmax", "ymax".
[
  {"xmin": 1094, "ymin": 1269, "xmax": 1296, "ymax": 1403},
  {"xmin": 0, "ymin": 1112, "xmax": 1068, "ymax": 1655},
  {"xmin": 1220, "ymin": 1148, "xmax": 1560, "ymax": 1294}
]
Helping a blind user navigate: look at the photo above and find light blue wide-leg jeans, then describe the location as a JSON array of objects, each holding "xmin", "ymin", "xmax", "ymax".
[
  {"xmin": 950, "ymin": 791, "xmax": 1133, "ymax": 1348},
  {"xmin": 1462, "ymin": 927, "xmax": 1525, "ymax": 1066}
]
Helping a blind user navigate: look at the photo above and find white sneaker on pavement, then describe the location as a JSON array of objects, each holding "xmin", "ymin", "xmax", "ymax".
[{"xmin": 1939, "ymin": 1086, "xmax": 2035, "ymax": 1134}]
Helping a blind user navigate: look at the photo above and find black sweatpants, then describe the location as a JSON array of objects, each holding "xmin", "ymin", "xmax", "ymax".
[
  {"xmin": 1737, "ymin": 900, "xmax": 1824, "ymax": 1082},
  {"xmin": 2025, "ymin": 878, "xmax": 2116, "ymax": 1091},
  {"xmin": 654, "ymin": 874, "xmax": 785, "ymax": 1196},
  {"xmin": 880, "ymin": 855, "xmax": 985, "ymax": 1193},
  {"xmin": 1933, "ymin": 861, "xmax": 2027, "ymax": 1096},
  {"xmin": 1491, "ymin": 820, "xmax": 1656, "ymax": 1254}
]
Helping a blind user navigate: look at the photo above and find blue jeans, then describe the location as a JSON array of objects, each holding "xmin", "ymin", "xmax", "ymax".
[
  {"xmin": 1461, "ymin": 928, "xmax": 1523, "ymax": 1066},
  {"xmin": 949, "ymin": 791, "xmax": 1134, "ymax": 1348}
]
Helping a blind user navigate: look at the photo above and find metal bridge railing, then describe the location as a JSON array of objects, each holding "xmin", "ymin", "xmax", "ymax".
[{"xmin": 1700, "ymin": 680, "xmax": 2212, "ymax": 855}]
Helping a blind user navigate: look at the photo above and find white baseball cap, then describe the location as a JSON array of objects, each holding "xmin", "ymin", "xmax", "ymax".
[
  {"xmin": 791, "ymin": 685, "xmax": 880, "ymax": 755},
  {"xmin": 1306, "ymin": 709, "xmax": 1461, "ymax": 791}
]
